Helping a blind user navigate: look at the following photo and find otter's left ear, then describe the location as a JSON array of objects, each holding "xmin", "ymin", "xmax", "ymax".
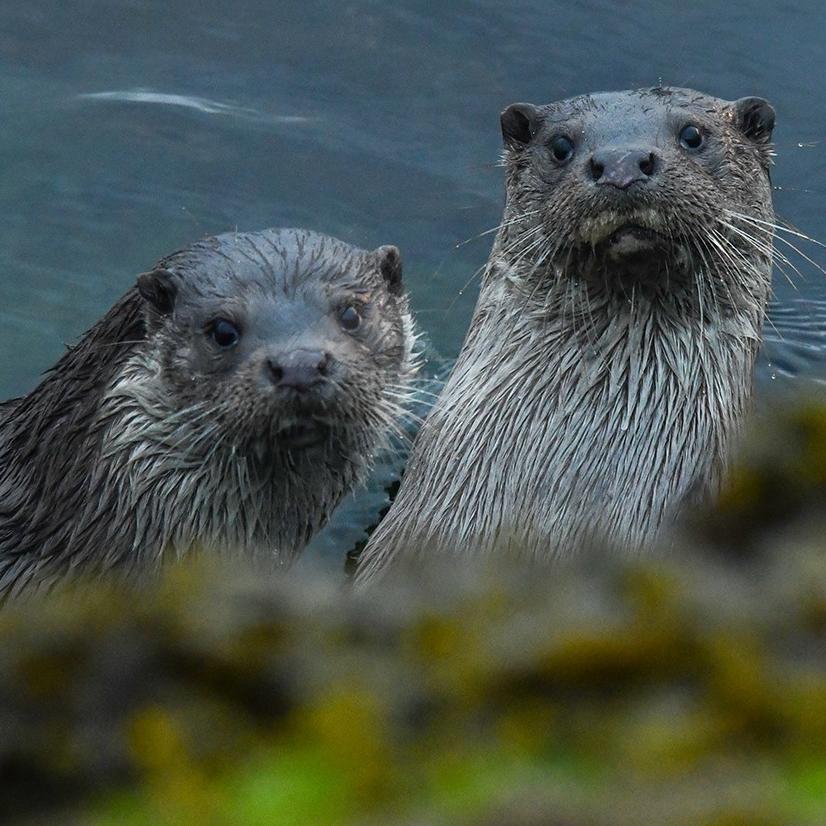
[
  {"xmin": 372, "ymin": 245, "xmax": 403, "ymax": 296},
  {"xmin": 137, "ymin": 268, "xmax": 178, "ymax": 315},
  {"xmin": 732, "ymin": 97, "xmax": 775, "ymax": 144}
]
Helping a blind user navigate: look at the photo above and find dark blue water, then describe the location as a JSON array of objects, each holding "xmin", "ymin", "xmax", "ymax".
[{"xmin": 2, "ymin": 1, "xmax": 826, "ymax": 562}]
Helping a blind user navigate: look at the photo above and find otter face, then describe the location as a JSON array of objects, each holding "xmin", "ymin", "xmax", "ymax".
[
  {"xmin": 135, "ymin": 229, "xmax": 414, "ymax": 465},
  {"xmin": 499, "ymin": 87, "xmax": 775, "ymax": 300}
]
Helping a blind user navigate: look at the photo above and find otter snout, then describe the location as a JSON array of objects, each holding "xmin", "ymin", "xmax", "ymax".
[
  {"xmin": 266, "ymin": 349, "xmax": 332, "ymax": 393},
  {"xmin": 588, "ymin": 148, "xmax": 658, "ymax": 189}
]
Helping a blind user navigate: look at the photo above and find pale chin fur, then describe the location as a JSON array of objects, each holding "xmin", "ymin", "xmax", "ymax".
[{"xmin": 577, "ymin": 208, "xmax": 665, "ymax": 246}]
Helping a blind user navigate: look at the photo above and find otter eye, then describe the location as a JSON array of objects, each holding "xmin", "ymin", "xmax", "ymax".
[
  {"xmin": 549, "ymin": 135, "xmax": 575, "ymax": 164},
  {"xmin": 679, "ymin": 124, "xmax": 704, "ymax": 150},
  {"xmin": 210, "ymin": 318, "xmax": 240, "ymax": 348},
  {"xmin": 339, "ymin": 305, "xmax": 361, "ymax": 332}
]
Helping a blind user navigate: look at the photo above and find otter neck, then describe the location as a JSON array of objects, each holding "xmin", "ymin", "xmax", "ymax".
[
  {"xmin": 388, "ymin": 256, "xmax": 762, "ymax": 559},
  {"xmin": 89, "ymin": 352, "xmax": 362, "ymax": 565}
]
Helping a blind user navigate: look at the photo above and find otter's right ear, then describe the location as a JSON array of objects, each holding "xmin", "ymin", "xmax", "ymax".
[
  {"xmin": 372, "ymin": 245, "xmax": 403, "ymax": 296},
  {"xmin": 137, "ymin": 268, "xmax": 177, "ymax": 315},
  {"xmin": 501, "ymin": 102, "xmax": 544, "ymax": 149}
]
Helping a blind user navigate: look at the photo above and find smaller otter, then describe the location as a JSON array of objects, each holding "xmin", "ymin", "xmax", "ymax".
[
  {"xmin": 357, "ymin": 87, "xmax": 776, "ymax": 584},
  {"xmin": 0, "ymin": 229, "xmax": 416, "ymax": 597}
]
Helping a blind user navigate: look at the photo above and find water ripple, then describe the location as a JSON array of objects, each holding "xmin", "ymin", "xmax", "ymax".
[
  {"xmin": 763, "ymin": 297, "xmax": 826, "ymax": 379},
  {"xmin": 76, "ymin": 89, "xmax": 313, "ymax": 124}
]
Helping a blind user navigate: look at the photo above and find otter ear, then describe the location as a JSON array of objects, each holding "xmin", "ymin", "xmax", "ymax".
[
  {"xmin": 137, "ymin": 268, "xmax": 177, "ymax": 315},
  {"xmin": 732, "ymin": 97, "xmax": 775, "ymax": 144},
  {"xmin": 501, "ymin": 102, "xmax": 544, "ymax": 149},
  {"xmin": 372, "ymin": 245, "xmax": 403, "ymax": 295}
]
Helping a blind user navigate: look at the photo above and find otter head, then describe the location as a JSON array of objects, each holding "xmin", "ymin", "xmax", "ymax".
[
  {"xmin": 499, "ymin": 87, "xmax": 775, "ymax": 305},
  {"xmin": 135, "ymin": 228, "xmax": 415, "ymax": 471}
]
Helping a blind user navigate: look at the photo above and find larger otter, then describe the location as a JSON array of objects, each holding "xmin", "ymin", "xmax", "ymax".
[
  {"xmin": 357, "ymin": 87, "xmax": 776, "ymax": 583},
  {"xmin": 0, "ymin": 228, "xmax": 416, "ymax": 597}
]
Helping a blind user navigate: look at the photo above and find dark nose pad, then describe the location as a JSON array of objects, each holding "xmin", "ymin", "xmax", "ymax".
[
  {"xmin": 267, "ymin": 349, "xmax": 331, "ymax": 391},
  {"xmin": 588, "ymin": 148, "xmax": 658, "ymax": 189}
]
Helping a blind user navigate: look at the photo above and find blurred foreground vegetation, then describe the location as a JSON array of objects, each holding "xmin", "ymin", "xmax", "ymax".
[{"xmin": 2, "ymin": 401, "xmax": 826, "ymax": 825}]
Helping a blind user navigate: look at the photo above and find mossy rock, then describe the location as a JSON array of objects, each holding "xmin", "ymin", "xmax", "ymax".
[{"xmin": 1, "ymin": 402, "xmax": 826, "ymax": 824}]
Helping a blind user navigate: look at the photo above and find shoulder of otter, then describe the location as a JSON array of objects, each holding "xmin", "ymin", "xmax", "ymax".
[
  {"xmin": 0, "ymin": 292, "xmax": 150, "ymax": 594},
  {"xmin": 1, "ymin": 290, "xmax": 145, "ymax": 451}
]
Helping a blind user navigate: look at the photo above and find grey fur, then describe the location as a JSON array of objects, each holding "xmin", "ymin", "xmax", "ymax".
[
  {"xmin": 0, "ymin": 228, "xmax": 416, "ymax": 598},
  {"xmin": 357, "ymin": 88, "xmax": 775, "ymax": 584}
]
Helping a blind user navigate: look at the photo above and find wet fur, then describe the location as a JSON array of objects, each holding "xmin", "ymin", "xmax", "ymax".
[
  {"xmin": 357, "ymin": 87, "xmax": 775, "ymax": 583},
  {"xmin": 0, "ymin": 229, "xmax": 415, "ymax": 598}
]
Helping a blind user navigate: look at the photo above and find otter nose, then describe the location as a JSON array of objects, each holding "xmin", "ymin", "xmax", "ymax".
[
  {"xmin": 588, "ymin": 148, "xmax": 658, "ymax": 189},
  {"xmin": 267, "ymin": 349, "xmax": 331, "ymax": 391}
]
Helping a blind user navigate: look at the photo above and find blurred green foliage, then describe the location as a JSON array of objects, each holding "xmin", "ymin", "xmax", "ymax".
[{"xmin": 2, "ymin": 400, "xmax": 826, "ymax": 825}]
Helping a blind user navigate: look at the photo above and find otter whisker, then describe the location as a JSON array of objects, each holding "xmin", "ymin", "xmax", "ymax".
[
  {"xmin": 453, "ymin": 210, "xmax": 542, "ymax": 249},
  {"xmin": 717, "ymin": 221, "xmax": 805, "ymax": 288},
  {"xmin": 727, "ymin": 210, "xmax": 826, "ymax": 250},
  {"xmin": 729, "ymin": 216, "xmax": 826, "ymax": 279},
  {"xmin": 703, "ymin": 228, "xmax": 763, "ymax": 299}
]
